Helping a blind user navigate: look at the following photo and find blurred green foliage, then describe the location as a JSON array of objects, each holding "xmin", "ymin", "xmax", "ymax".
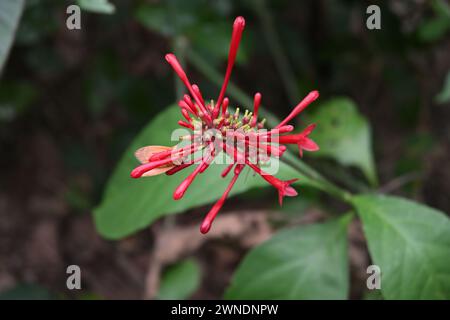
[
  {"xmin": 158, "ymin": 259, "xmax": 201, "ymax": 300},
  {"xmin": 308, "ymin": 97, "xmax": 377, "ymax": 186},
  {"xmin": 1, "ymin": 0, "xmax": 449, "ymax": 301},
  {"xmin": 418, "ymin": 0, "xmax": 450, "ymax": 42},
  {"xmin": 0, "ymin": 81, "xmax": 37, "ymax": 122},
  {"xmin": 77, "ymin": 0, "xmax": 115, "ymax": 14}
]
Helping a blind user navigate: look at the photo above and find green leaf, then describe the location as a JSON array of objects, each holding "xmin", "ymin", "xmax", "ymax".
[
  {"xmin": 135, "ymin": 5, "xmax": 177, "ymax": 37},
  {"xmin": 225, "ymin": 215, "xmax": 351, "ymax": 299},
  {"xmin": 436, "ymin": 70, "xmax": 450, "ymax": 104},
  {"xmin": 363, "ymin": 290, "xmax": 383, "ymax": 300},
  {"xmin": 0, "ymin": 0, "xmax": 25, "ymax": 75},
  {"xmin": 417, "ymin": 0, "xmax": 450, "ymax": 43},
  {"xmin": 352, "ymin": 194, "xmax": 450, "ymax": 299},
  {"xmin": 0, "ymin": 81, "xmax": 38, "ymax": 122},
  {"xmin": 135, "ymin": 2, "xmax": 199, "ymax": 37},
  {"xmin": 158, "ymin": 259, "xmax": 201, "ymax": 300},
  {"xmin": 432, "ymin": 0, "xmax": 450, "ymax": 18},
  {"xmin": 77, "ymin": 0, "xmax": 115, "ymax": 14},
  {"xmin": 417, "ymin": 16, "xmax": 450, "ymax": 43},
  {"xmin": 94, "ymin": 104, "xmax": 315, "ymax": 239},
  {"xmin": 308, "ymin": 97, "xmax": 377, "ymax": 185}
]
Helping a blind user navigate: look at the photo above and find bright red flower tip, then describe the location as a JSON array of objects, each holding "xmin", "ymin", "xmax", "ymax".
[
  {"xmin": 251, "ymin": 92, "xmax": 262, "ymax": 127},
  {"xmin": 277, "ymin": 179, "xmax": 298, "ymax": 206},
  {"xmin": 173, "ymin": 168, "xmax": 199, "ymax": 200},
  {"xmin": 275, "ymin": 90, "xmax": 319, "ymax": 128},
  {"xmin": 302, "ymin": 123, "xmax": 317, "ymax": 135},
  {"xmin": 220, "ymin": 97, "xmax": 230, "ymax": 118},
  {"xmin": 273, "ymin": 125, "xmax": 294, "ymax": 134},
  {"xmin": 130, "ymin": 156, "xmax": 176, "ymax": 178},
  {"xmin": 200, "ymin": 164, "xmax": 244, "ymax": 234},
  {"xmin": 165, "ymin": 53, "xmax": 211, "ymax": 124},
  {"xmin": 245, "ymin": 161, "xmax": 297, "ymax": 204},
  {"xmin": 221, "ymin": 163, "xmax": 234, "ymax": 178},
  {"xmin": 178, "ymin": 100, "xmax": 195, "ymax": 115},
  {"xmin": 181, "ymin": 108, "xmax": 191, "ymax": 122},
  {"xmin": 192, "ymin": 84, "xmax": 205, "ymax": 106},
  {"xmin": 279, "ymin": 123, "xmax": 319, "ymax": 157},
  {"xmin": 215, "ymin": 16, "xmax": 246, "ymax": 113},
  {"xmin": 165, "ymin": 53, "xmax": 186, "ymax": 80},
  {"xmin": 298, "ymin": 138, "xmax": 319, "ymax": 158},
  {"xmin": 298, "ymin": 123, "xmax": 319, "ymax": 155},
  {"xmin": 178, "ymin": 120, "xmax": 194, "ymax": 130},
  {"xmin": 234, "ymin": 16, "xmax": 246, "ymax": 29},
  {"xmin": 200, "ymin": 220, "xmax": 211, "ymax": 234}
]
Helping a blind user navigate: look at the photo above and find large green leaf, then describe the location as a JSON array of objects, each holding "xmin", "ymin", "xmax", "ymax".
[
  {"xmin": 158, "ymin": 259, "xmax": 201, "ymax": 300},
  {"xmin": 225, "ymin": 215, "xmax": 351, "ymax": 299},
  {"xmin": 0, "ymin": 0, "xmax": 25, "ymax": 75},
  {"xmin": 353, "ymin": 194, "xmax": 450, "ymax": 299},
  {"xmin": 94, "ymin": 104, "xmax": 315, "ymax": 239},
  {"xmin": 308, "ymin": 97, "xmax": 377, "ymax": 185}
]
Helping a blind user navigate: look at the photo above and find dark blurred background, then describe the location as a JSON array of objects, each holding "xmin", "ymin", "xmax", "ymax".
[{"xmin": 0, "ymin": 0, "xmax": 449, "ymax": 299}]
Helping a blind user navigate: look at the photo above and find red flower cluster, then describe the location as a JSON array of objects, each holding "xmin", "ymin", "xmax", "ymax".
[{"xmin": 131, "ymin": 16, "xmax": 319, "ymax": 234}]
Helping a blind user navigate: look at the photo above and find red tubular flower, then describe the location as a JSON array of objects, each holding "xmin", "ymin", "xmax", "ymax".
[
  {"xmin": 250, "ymin": 93, "xmax": 262, "ymax": 128},
  {"xmin": 200, "ymin": 164, "xmax": 244, "ymax": 234},
  {"xmin": 278, "ymin": 123, "xmax": 319, "ymax": 157},
  {"xmin": 275, "ymin": 90, "xmax": 319, "ymax": 129},
  {"xmin": 245, "ymin": 161, "xmax": 298, "ymax": 205},
  {"xmin": 131, "ymin": 16, "xmax": 321, "ymax": 234},
  {"xmin": 214, "ymin": 16, "xmax": 245, "ymax": 116}
]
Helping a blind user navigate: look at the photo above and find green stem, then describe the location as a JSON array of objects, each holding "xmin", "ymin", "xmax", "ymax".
[
  {"xmin": 252, "ymin": 0, "xmax": 300, "ymax": 104},
  {"xmin": 281, "ymin": 155, "xmax": 352, "ymax": 203},
  {"xmin": 187, "ymin": 49, "xmax": 353, "ymax": 204},
  {"xmin": 315, "ymin": 161, "xmax": 372, "ymax": 193}
]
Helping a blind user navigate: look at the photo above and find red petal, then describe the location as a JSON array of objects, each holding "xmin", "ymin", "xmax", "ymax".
[
  {"xmin": 215, "ymin": 16, "xmax": 246, "ymax": 113},
  {"xmin": 300, "ymin": 138, "xmax": 319, "ymax": 152},
  {"xmin": 275, "ymin": 91, "xmax": 319, "ymax": 128},
  {"xmin": 301, "ymin": 123, "xmax": 317, "ymax": 136}
]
